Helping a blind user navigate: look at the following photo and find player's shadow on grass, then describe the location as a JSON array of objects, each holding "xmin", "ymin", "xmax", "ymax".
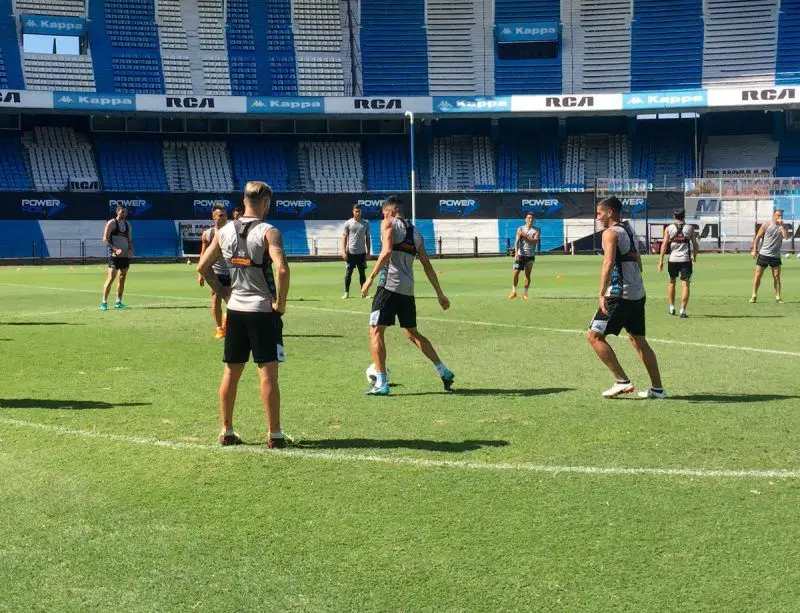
[
  {"xmin": 299, "ymin": 438, "xmax": 509, "ymax": 453},
  {"xmin": 670, "ymin": 393, "xmax": 800, "ymax": 404},
  {"xmin": 0, "ymin": 398, "xmax": 151, "ymax": 410},
  {"xmin": 137, "ymin": 305, "xmax": 207, "ymax": 310},
  {"xmin": 284, "ymin": 334, "xmax": 344, "ymax": 338},
  {"xmin": 400, "ymin": 387, "xmax": 574, "ymax": 397},
  {"xmin": 0, "ymin": 322, "xmax": 83, "ymax": 326}
]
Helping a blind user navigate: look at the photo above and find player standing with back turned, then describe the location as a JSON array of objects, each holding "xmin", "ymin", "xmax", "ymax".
[
  {"xmin": 658, "ymin": 208, "xmax": 699, "ymax": 318},
  {"xmin": 751, "ymin": 208, "xmax": 789, "ymax": 304}
]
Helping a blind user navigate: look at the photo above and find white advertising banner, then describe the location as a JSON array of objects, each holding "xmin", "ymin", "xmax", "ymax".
[
  {"xmin": 0, "ymin": 90, "xmax": 53, "ymax": 109},
  {"xmin": 323, "ymin": 96, "xmax": 433, "ymax": 114},
  {"xmin": 512, "ymin": 93, "xmax": 623, "ymax": 113},
  {"xmin": 707, "ymin": 86, "xmax": 800, "ymax": 108},
  {"xmin": 136, "ymin": 94, "xmax": 248, "ymax": 113}
]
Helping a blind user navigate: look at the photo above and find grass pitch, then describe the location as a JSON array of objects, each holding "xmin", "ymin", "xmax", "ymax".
[{"xmin": 1, "ymin": 255, "xmax": 799, "ymax": 612}]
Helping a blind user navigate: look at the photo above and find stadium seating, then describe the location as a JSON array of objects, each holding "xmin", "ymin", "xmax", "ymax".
[
  {"xmin": 364, "ymin": 141, "xmax": 411, "ymax": 191},
  {"xmin": 161, "ymin": 56, "xmax": 193, "ymax": 94},
  {"xmin": 0, "ymin": 136, "xmax": 32, "ymax": 191},
  {"xmin": 23, "ymin": 126, "xmax": 100, "ymax": 191},
  {"xmin": 203, "ymin": 57, "xmax": 232, "ymax": 96},
  {"xmin": 569, "ymin": 0, "xmax": 632, "ymax": 92},
  {"xmin": 164, "ymin": 140, "xmax": 234, "ymax": 192},
  {"xmin": 776, "ymin": 135, "xmax": 800, "ymax": 176},
  {"xmin": 540, "ymin": 138, "xmax": 562, "ymax": 191},
  {"xmin": 430, "ymin": 136, "xmax": 495, "ymax": 191},
  {"xmin": 361, "ymin": 0, "xmax": 429, "ymax": 95},
  {"xmin": 494, "ymin": 0, "xmax": 561, "ymax": 94},
  {"xmin": 303, "ymin": 141, "xmax": 364, "ymax": 192},
  {"xmin": 197, "ymin": 0, "xmax": 227, "ymax": 52},
  {"xmin": 426, "ymin": 0, "xmax": 482, "ymax": 95},
  {"xmin": 23, "ymin": 54, "xmax": 96, "ymax": 91},
  {"xmin": 497, "ymin": 143, "xmax": 518, "ymax": 191},
  {"xmin": 0, "ymin": 0, "xmax": 22, "ymax": 89},
  {"xmin": 16, "ymin": 0, "xmax": 85, "ymax": 16},
  {"xmin": 702, "ymin": 0, "xmax": 778, "ymax": 88},
  {"xmin": 229, "ymin": 141, "xmax": 295, "ymax": 191},
  {"xmin": 630, "ymin": 0, "xmax": 703, "ymax": 90},
  {"xmin": 703, "ymin": 134, "xmax": 778, "ymax": 173},
  {"xmin": 266, "ymin": 0, "xmax": 299, "ymax": 96},
  {"xmin": 162, "ymin": 141, "xmax": 192, "ymax": 191},
  {"xmin": 776, "ymin": 0, "xmax": 800, "ymax": 85},
  {"xmin": 96, "ymin": 140, "xmax": 169, "ymax": 191}
]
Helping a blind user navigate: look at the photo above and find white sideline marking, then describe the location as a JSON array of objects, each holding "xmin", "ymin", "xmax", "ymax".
[
  {"xmin": 1, "ymin": 417, "xmax": 798, "ymax": 480},
  {"xmin": 2, "ymin": 283, "xmax": 798, "ymax": 358},
  {"xmin": 0, "ymin": 302, "xmax": 199, "ymax": 318}
]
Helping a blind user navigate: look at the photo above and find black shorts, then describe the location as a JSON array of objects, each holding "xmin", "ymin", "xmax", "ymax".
[
  {"xmin": 370, "ymin": 286, "xmax": 417, "ymax": 329},
  {"xmin": 109, "ymin": 257, "xmax": 130, "ymax": 270},
  {"xmin": 757, "ymin": 254, "xmax": 782, "ymax": 269},
  {"xmin": 668, "ymin": 261, "xmax": 693, "ymax": 282},
  {"xmin": 589, "ymin": 296, "xmax": 646, "ymax": 337},
  {"xmin": 346, "ymin": 252, "xmax": 367, "ymax": 268},
  {"xmin": 217, "ymin": 273, "xmax": 231, "ymax": 287},
  {"xmin": 223, "ymin": 310, "xmax": 285, "ymax": 364},
  {"xmin": 513, "ymin": 256, "xmax": 535, "ymax": 270}
]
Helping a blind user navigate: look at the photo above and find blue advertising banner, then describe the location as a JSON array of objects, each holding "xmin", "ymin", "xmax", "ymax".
[
  {"xmin": 622, "ymin": 89, "xmax": 707, "ymax": 110},
  {"xmin": 433, "ymin": 96, "xmax": 512, "ymax": 114},
  {"xmin": 53, "ymin": 92, "xmax": 136, "ymax": 111},
  {"xmin": 497, "ymin": 22, "xmax": 559, "ymax": 43},
  {"xmin": 22, "ymin": 14, "xmax": 86, "ymax": 36},
  {"xmin": 247, "ymin": 96, "xmax": 324, "ymax": 114}
]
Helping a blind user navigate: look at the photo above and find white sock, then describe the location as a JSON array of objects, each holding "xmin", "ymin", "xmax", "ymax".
[
  {"xmin": 435, "ymin": 362, "xmax": 448, "ymax": 376},
  {"xmin": 270, "ymin": 431, "xmax": 284, "ymax": 439},
  {"xmin": 221, "ymin": 428, "xmax": 236, "ymax": 436},
  {"xmin": 376, "ymin": 372, "xmax": 387, "ymax": 387},
  {"xmin": 523, "ymin": 288, "xmax": 529, "ymax": 295},
  {"xmin": 511, "ymin": 286, "xmax": 516, "ymax": 292},
  {"xmin": 680, "ymin": 308, "xmax": 686, "ymax": 315},
  {"xmin": 668, "ymin": 304, "xmax": 675, "ymax": 313}
]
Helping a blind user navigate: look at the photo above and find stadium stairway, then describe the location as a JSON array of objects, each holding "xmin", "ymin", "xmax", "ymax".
[
  {"xmin": 196, "ymin": 0, "xmax": 232, "ymax": 94},
  {"xmin": 494, "ymin": 0, "xmax": 561, "ymax": 94},
  {"xmin": 702, "ymin": 0, "xmax": 778, "ymax": 88},
  {"xmin": 360, "ymin": 0, "xmax": 429, "ymax": 95},
  {"xmin": 630, "ymin": 0, "xmax": 704, "ymax": 90},
  {"xmin": 426, "ymin": 0, "xmax": 479, "ymax": 95}
]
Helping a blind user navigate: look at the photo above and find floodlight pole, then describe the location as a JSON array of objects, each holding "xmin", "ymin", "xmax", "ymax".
[{"xmin": 405, "ymin": 110, "xmax": 416, "ymax": 225}]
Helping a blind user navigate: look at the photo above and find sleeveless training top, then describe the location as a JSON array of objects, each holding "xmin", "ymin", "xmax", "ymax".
[
  {"xmin": 108, "ymin": 219, "xmax": 131, "ymax": 257},
  {"xmin": 218, "ymin": 217, "xmax": 276, "ymax": 313},
  {"xmin": 606, "ymin": 222, "xmax": 646, "ymax": 301},
  {"xmin": 379, "ymin": 217, "xmax": 423, "ymax": 297},
  {"xmin": 666, "ymin": 223, "xmax": 695, "ymax": 263},
  {"xmin": 517, "ymin": 226, "xmax": 538, "ymax": 257},
  {"xmin": 759, "ymin": 223, "xmax": 784, "ymax": 257},
  {"xmin": 203, "ymin": 226, "xmax": 229, "ymax": 275}
]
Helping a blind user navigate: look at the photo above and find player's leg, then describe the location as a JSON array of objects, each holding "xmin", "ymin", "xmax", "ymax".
[
  {"xmin": 115, "ymin": 266, "xmax": 128, "ymax": 307},
  {"xmin": 211, "ymin": 291, "xmax": 224, "ymax": 337},
  {"xmin": 402, "ymin": 326, "xmax": 455, "ymax": 390},
  {"xmin": 357, "ymin": 256, "xmax": 368, "ymax": 296},
  {"xmin": 587, "ymin": 299, "xmax": 633, "ymax": 397},
  {"xmin": 522, "ymin": 260, "xmax": 533, "ymax": 298},
  {"xmin": 587, "ymin": 330, "xmax": 629, "ymax": 383},
  {"xmin": 751, "ymin": 264, "xmax": 765, "ymax": 302},
  {"xmin": 509, "ymin": 264, "xmax": 520, "ymax": 298},
  {"xmin": 257, "ymin": 361, "xmax": 286, "ymax": 445},
  {"xmin": 102, "ymin": 267, "xmax": 117, "ymax": 309},
  {"xmin": 629, "ymin": 334, "xmax": 665, "ymax": 397},
  {"xmin": 667, "ymin": 277, "xmax": 676, "ymax": 314},
  {"xmin": 343, "ymin": 255, "xmax": 355, "ymax": 298},
  {"xmin": 773, "ymin": 264, "xmax": 783, "ymax": 302},
  {"xmin": 368, "ymin": 325, "xmax": 390, "ymax": 394},
  {"xmin": 680, "ymin": 279, "xmax": 690, "ymax": 316},
  {"xmin": 218, "ymin": 362, "xmax": 245, "ymax": 443}
]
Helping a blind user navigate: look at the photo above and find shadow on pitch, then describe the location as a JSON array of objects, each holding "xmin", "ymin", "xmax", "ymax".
[
  {"xmin": 670, "ymin": 393, "xmax": 800, "ymax": 404},
  {"xmin": 137, "ymin": 305, "xmax": 207, "ymax": 310},
  {"xmin": 400, "ymin": 387, "xmax": 574, "ymax": 398},
  {"xmin": 284, "ymin": 334, "xmax": 344, "ymax": 338},
  {"xmin": 299, "ymin": 438, "xmax": 509, "ymax": 453},
  {"xmin": 0, "ymin": 398, "xmax": 152, "ymax": 410},
  {"xmin": 0, "ymin": 322, "xmax": 83, "ymax": 326}
]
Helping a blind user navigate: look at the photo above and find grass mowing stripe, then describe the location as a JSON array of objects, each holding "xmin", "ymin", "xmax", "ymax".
[
  {"xmin": 3, "ymin": 282, "xmax": 799, "ymax": 357},
  {"xmin": 3, "ymin": 416, "xmax": 799, "ymax": 480}
]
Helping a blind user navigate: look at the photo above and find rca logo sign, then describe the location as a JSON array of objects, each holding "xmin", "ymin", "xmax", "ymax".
[
  {"xmin": 545, "ymin": 96, "xmax": 594, "ymax": 108},
  {"xmin": 166, "ymin": 97, "xmax": 215, "ymax": 109},
  {"xmin": 354, "ymin": 98, "xmax": 402, "ymax": 110},
  {"xmin": 742, "ymin": 89, "xmax": 796, "ymax": 101},
  {"xmin": 0, "ymin": 91, "xmax": 21, "ymax": 105}
]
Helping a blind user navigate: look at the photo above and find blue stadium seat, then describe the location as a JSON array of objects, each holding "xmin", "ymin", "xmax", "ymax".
[
  {"xmin": 631, "ymin": 0, "xmax": 704, "ymax": 90},
  {"xmin": 229, "ymin": 141, "xmax": 297, "ymax": 191},
  {"xmin": 777, "ymin": 0, "xmax": 800, "ymax": 85},
  {"xmin": 494, "ymin": 0, "xmax": 561, "ymax": 95},
  {"xmin": 361, "ymin": 0, "xmax": 429, "ymax": 95},
  {"xmin": 96, "ymin": 140, "xmax": 168, "ymax": 191},
  {"xmin": 364, "ymin": 141, "xmax": 410, "ymax": 191},
  {"xmin": 0, "ymin": 136, "xmax": 32, "ymax": 191}
]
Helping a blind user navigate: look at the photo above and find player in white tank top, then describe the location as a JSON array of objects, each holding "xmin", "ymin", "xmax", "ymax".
[
  {"xmin": 508, "ymin": 212, "xmax": 540, "ymax": 300},
  {"xmin": 751, "ymin": 208, "xmax": 789, "ymax": 304},
  {"xmin": 197, "ymin": 203, "xmax": 230, "ymax": 338},
  {"xmin": 197, "ymin": 181, "xmax": 294, "ymax": 449}
]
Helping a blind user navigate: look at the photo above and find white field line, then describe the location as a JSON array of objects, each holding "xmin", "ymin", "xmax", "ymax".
[
  {"xmin": 2, "ymin": 283, "xmax": 798, "ymax": 358},
  {"xmin": 1, "ymin": 302, "xmax": 200, "ymax": 318},
  {"xmin": 1, "ymin": 417, "xmax": 798, "ymax": 480}
]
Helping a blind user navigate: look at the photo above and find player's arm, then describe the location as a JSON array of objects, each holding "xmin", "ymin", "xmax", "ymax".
[
  {"xmin": 598, "ymin": 229, "xmax": 617, "ymax": 315},
  {"xmin": 751, "ymin": 224, "xmax": 766, "ymax": 258},
  {"xmin": 418, "ymin": 239, "xmax": 450, "ymax": 311},
  {"xmin": 533, "ymin": 229, "xmax": 541, "ymax": 253},
  {"xmin": 658, "ymin": 228, "xmax": 669, "ymax": 272},
  {"xmin": 128, "ymin": 224, "xmax": 134, "ymax": 257},
  {"xmin": 341, "ymin": 224, "xmax": 348, "ymax": 260},
  {"xmin": 266, "ymin": 227, "xmax": 290, "ymax": 314},
  {"xmin": 197, "ymin": 230, "xmax": 209, "ymax": 286},
  {"xmin": 197, "ymin": 234, "xmax": 229, "ymax": 300},
  {"xmin": 779, "ymin": 220, "xmax": 789, "ymax": 239},
  {"xmin": 361, "ymin": 218, "xmax": 393, "ymax": 296},
  {"xmin": 691, "ymin": 231, "xmax": 700, "ymax": 263},
  {"xmin": 102, "ymin": 221, "xmax": 120, "ymax": 255},
  {"xmin": 365, "ymin": 222, "xmax": 371, "ymax": 257},
  {"xmin": 514, "ymin": 227, "xmax": 522, "ymax": 257}
]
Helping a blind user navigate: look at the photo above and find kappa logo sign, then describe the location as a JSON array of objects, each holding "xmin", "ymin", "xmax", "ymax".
[
  {"xmin": 742, "ymin": 88, "xmax": 796, "ymax": 102},
  {"xmin": 545, "ymin": 96, "xmax": 594, "ymax": 108},
  {"xmin": 167, "ymin": 97, "xmax": 215, "ymax": 109},
  {"xmin": 0, "ymin": 91, "xmax": 21, "ymax": 105},
  {"xmin": 354, "ymin": 99, "xmax": 402, "ymax": 110}
]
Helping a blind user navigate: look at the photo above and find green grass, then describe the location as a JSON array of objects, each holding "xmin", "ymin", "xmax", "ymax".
[{"xmin": 1, "ymin": 255, "xmax": 799, "ymax": 612}]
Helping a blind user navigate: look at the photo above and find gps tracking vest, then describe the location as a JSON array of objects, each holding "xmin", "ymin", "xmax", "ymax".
[
  {"xmin": 109, "ymin": 219, "xmax": 130, "ymax": 254},
  {"xmin": 226, "ymin": 219, "xmax": 277, "ymax": 299},
  {"xmin": 668, "ymin": 223, "xmax": 691, "ymax": 256},
  {"xmin": 392, "ymin": 219, "xmax": 418, "ymax": 256},
  {"xmin": 609, "ymin": 222, "xmax": 639, "ymax": 297}
]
